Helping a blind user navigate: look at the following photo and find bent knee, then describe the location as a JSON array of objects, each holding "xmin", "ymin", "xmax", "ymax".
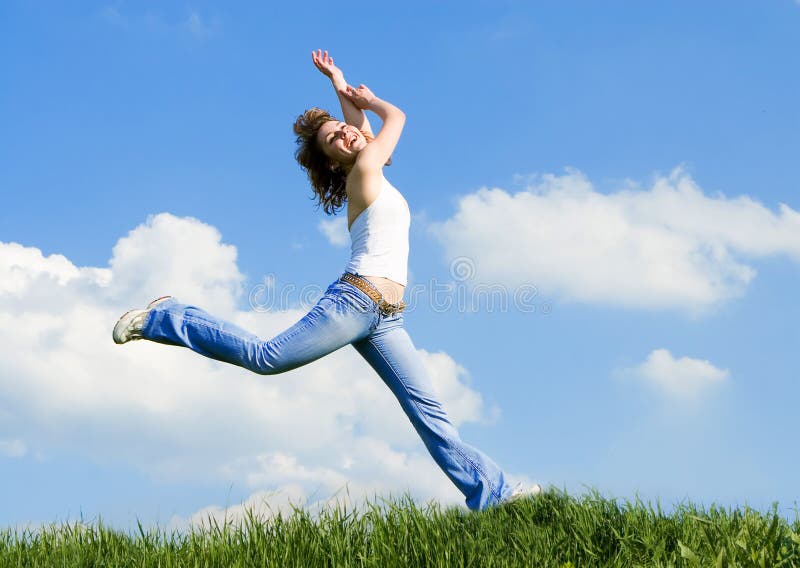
[
  {"xmin": 251, "ymin": 364, "xmax": 284, "ymax": 376},
  {"xmin": 248, "ymin": 359, "xmax": 298, "ymax": 376}
]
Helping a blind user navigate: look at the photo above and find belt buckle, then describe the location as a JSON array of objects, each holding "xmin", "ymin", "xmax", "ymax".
[{"xmin": 379, "ymin": 300, "xmax": 404, "ymax": 316}]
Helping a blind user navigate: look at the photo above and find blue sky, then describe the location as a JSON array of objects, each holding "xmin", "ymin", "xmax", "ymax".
[{"xmin": 1, "ymin": 1, "xmax": 798, "ymax": 528}]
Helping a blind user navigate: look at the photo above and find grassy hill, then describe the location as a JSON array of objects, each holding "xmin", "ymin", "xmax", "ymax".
[{"xmin": 2, "ymin": 489, "xmax": 798, "ymax": 567}]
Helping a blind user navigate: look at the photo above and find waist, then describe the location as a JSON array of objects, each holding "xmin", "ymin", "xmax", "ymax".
[
  {"xmin": 340, "ymin": 272, "xmax": 406, "ymax": 315},
  {"xmin": 360, "ymin": 275, "xmax": 405, "ymax": 304}
]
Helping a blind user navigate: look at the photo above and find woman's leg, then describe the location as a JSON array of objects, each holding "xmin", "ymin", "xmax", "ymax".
[
  {"xmin": 352, "ymin": 313, "xmax": 513, "ymax": 510},
  {"xmin": 141, "ymin": 279, "xmax": 379, "ymax": 375}
]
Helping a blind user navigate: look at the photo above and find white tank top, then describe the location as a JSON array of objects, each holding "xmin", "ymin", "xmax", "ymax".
[{"xmin": 345, "ymin": 176, "xmax": 411, "ymax": 286}]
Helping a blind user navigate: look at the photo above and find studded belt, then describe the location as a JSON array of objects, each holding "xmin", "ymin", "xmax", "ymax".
[{"xmin": 340, "ymin": 272, "xmax": 406, "ymax": 316}]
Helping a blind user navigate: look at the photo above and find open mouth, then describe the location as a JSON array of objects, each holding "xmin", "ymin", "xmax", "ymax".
[{"xmin": 341, "ymin": 129, "xmax": 359, "ymax": 149}]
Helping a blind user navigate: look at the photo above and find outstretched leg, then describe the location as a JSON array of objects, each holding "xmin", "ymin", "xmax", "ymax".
[
  {"xmin": 140, "ymin": 280, "xmax": 378, "ymax": 375},
  {"xmin": 352, "ymin": 314, "xmax": 513, "ymax": 510}
]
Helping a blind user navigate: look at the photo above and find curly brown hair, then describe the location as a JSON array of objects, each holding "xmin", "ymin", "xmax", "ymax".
[
  {"xmin": 293, "ymin": 108, "xmax": 385, "ymax": 215},
  {"xmin": 293, "ymin": 108, "xmax": 346, "ymax": 215}
]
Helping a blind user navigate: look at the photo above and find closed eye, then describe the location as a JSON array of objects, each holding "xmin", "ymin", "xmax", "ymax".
[{"xmin": 326, "ymin": 123, "xmax": 347, "ymax": 145}]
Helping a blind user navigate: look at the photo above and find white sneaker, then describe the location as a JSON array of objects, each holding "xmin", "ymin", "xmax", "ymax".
[
  {"xmin": 505, "ymin": 482, "xmax": 542, "ymax": 503},
  {"xmin": 112, "ymin": 296, "xmax": 172, "ymax": 344}
]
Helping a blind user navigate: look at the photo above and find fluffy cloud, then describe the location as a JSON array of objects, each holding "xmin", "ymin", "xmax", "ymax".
[
  {"xmin": 0, "ymin": 213, "xmax": 497, "ymax": 512},
  {"xmin": 430, "ymin": 168, "xmax": 800, "ymax": 312},
  {"xmin": 318, "ymin": 217, "xmax": 350, "ymax": 248},
  {"xmin": 171, "ymin": 447, "xmax": 456, "ymax": 530},
  {"xmin": 621, "ymin": 348, "xmax": 729, "ymax": 399},
  {"xmin": 176, "ymin": 485, "xmax": 310, "ymax": 529},
  {"xmin": 108, "ymin": 212, "xmax": 243, "ymax": 314}
]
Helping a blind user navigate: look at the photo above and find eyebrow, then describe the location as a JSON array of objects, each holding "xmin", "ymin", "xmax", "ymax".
[{"xmin": 325, "ymin": 122, "xmax": 347, "ymax": 144}]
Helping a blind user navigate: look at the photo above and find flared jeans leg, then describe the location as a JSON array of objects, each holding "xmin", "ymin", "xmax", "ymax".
[
  {"xmin": 353, "ymin": 312, "xmax": 513, "ymax": 510},
  {"xmin": 139, "ymin": 277, "xmax": 513, "ymax": 510}
]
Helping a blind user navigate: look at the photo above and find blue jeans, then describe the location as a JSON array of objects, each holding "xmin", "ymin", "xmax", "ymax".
[{"xmin": 141, "ymin": 274, "xmax": 513, "ymax": 510}]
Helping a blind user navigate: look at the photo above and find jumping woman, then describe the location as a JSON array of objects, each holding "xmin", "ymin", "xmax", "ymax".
[{"xmin": 112, "ymin": 50, "xmax": 539, "ymax": 510}]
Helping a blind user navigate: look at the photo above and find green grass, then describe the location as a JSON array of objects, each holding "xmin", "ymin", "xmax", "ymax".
[{"xmin": 1, "ymin": 490, "xmax": 798, "ymax": 567}]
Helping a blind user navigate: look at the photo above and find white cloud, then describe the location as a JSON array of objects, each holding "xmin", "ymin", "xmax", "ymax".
[
  {"xmin": 174, "ymin": 485, "xmax": 310, "ymax": 530},
  {"xmin": 318, "ymin": 217, "xmax": 350, "ymax": 248},
  {"xmin": 171, "ymin": 441, "xmax": 466, "ymax": 530},
  {"xmin": 0, "ymin": 213, "xmax": 499, "ymax": 511},
  {"xmin": 430, "ymin": 168, "xmax": 800, "ymax": 312},
  {"xmin": 621, "ymin": 348, "xmax": 729, "ymax": 399},
  {"xmin": 108, "ymin": 212, "xmax": 243, "ymax": 315}
]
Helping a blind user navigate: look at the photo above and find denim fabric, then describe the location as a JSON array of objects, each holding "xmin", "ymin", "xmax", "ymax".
[{"xmin": 141, "ymin": 274, "xmax": 513, "ymax": 510}]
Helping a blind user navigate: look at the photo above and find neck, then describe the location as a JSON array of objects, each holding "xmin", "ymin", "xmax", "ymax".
[{"xmin": 336, "ymin": 160, "xmax": 354, "ymax": 175}]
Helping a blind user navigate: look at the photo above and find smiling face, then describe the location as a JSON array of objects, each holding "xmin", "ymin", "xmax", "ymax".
[{"xmin": 316, "ymin": 120, "xmax": 368, "ymax": 167}]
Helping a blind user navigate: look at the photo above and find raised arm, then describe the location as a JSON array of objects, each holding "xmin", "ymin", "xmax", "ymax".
[
  {"xmin": 312, "ymin": 50, "xmax": 374, "ymax": 136},
  {"xmin": 340, "ymin": 84, "xmax": 405, "ymax": 173}
]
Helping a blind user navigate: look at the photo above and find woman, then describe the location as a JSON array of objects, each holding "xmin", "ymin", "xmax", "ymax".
[{"xmin": 112, "ymin": 50, "xmax": 539, "ymax": 510}]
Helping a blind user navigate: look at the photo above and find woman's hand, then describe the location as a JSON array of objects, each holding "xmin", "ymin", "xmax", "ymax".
[
  {"xmin": 311, "ymin": 49, "xmax": 344, "ymax": 84},
  {"xmin": 313, "ymin": 49, "xmax": 375, "ymax": 136},
  {"xmin": 339, "ymin": 84, "xmax": 377, "ymax": 110}
]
